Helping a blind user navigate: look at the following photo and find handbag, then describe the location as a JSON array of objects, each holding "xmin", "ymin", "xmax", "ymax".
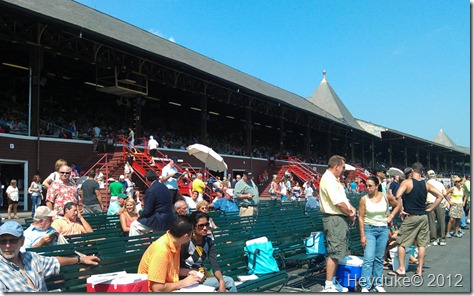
[
  {"xmin": 304, "ymin": 231, "xmax": 326, "ymax": 255},
  {"xmin": 244, "ymin": 240, "xmax": 280, "ymax": 275}
]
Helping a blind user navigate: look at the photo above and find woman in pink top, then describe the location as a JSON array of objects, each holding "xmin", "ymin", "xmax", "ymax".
[{"xmin": 120, "ymin": 197, "xmax": 139, "ymax": 235}]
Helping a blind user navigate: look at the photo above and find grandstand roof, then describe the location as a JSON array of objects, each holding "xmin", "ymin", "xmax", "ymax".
[
  {"xmin": 433, "ymin": 129, "xmax": 470, "ymax": 155},
  {"xmin": 307, "ymin": 71, "xmax": 363, "ymax": 131},
  {"xmin": 2, "ymin": 0, "xmax": 354, "ymax": 128}
]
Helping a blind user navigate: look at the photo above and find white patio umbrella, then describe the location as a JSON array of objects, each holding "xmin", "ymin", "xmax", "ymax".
[
  {"xmin": 345, "ymin": 163, "xmax": 356, "ymax": 171},
  {"xmin": 186, "ymin": 143, "xmax": 228, "ymax": 172}
]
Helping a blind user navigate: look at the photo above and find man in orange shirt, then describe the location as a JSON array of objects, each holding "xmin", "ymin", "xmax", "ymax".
[
  {"xmin": 51, "ymin": 202, "xmax": 93, "ymax": 236},
  {"xmin": 137, "ymin": 216, "xmax": 202, "ymax": 292}
]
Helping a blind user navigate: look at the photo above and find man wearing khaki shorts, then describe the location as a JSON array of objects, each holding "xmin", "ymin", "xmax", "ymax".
[
  {"xmin": 234, "ymin": 171, "xmax": 259, "ymax": 217},
  {"xmin": 393, "ymin": 162, "xmax": 445, "ymax": 277},
  {"xmin": 319, "ymin": 155, "xmax": 356, "ymax": 292}
]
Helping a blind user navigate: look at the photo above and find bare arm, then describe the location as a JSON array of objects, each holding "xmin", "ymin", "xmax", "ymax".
[
  {"xmin": 120, "ymin": 213, "xmax": 130, "ymax": 233},
  {"xmin": 150, "ymin": 274, "xmax": 201, "ymax": 292},
  {"xmin": 358, "ymin": 196, "xmax": 367, "ymax": 247},
  {"xmin": 56, "ymin": 255, "xmax": 100, "ymax": 266},
  {"xmin": 77, "ymin": 211, "xmax": 93, "ymax": 233},
  {"xmin": 426, "ymin": 183, "xmax": 446, "ymax": 212}
]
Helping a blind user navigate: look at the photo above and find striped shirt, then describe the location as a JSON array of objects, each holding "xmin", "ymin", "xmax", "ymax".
[{"xmin": 0, "ymin": 251, "xmax": 60, "ymax": 292}]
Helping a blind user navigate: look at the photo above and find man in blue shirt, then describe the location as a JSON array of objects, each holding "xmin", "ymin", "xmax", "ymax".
[
  {"xmin": 107, "ymin": 193, "xmax": 126, "ymax": 215},
  {"xmin": 0, "ymin": 221, "xmax": 99, "ymax": 292},
  {"xmin": 211, "ymin": 189, "xmax": 238, "ymax": 213}
]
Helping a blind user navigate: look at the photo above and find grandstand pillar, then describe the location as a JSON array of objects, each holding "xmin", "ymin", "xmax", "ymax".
[
  {"xmin": 404, "ymin": 147, "xmax": 408, "ymax": 167},
  {"xmin": 305, "ymin": 125, "xmax": 311, "ymax": 157},
  {"xmin": 350, "ymin": 141, "xmax": 355, "ymax": 162},
  {"xmin": 246, "ymin": 107, "xmax": 252, "ymax": 157},
  {"xmin": 200, "ymin": 96, "xmax": 208, "ymax": 145},
  {"xmin": 327, "ymin": 133, "xmax": 332, "ymax": 156},
  {"xmin": 361, "ymin": 142, "xmax": 366, "ymax": 165},
  {"xmin": 427, "ymin": 151, "xmax": 431, "ymax": 169},
  {"xmin": 436, "ymin": 153, "xmax": 440, "ymax": 172},
  {"xmin": 371, "ymin": 140, "xmax": 375, "ymax": 168},
  {"xmin": 29, "ymin": 47, "xmax": 43, "ymax": 138},
  {"xmin": 388, "ymin": 143, "xmax": 393, "ymax": 166},
  {"xmin": 279, "ymin": 117, "xmax": 284, "ymax": 155},
  {"xmin": 134, "ymin": 96, "xmax": 142, "ymax": 137}
]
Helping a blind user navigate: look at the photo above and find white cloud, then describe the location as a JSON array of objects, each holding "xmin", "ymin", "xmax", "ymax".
[{"xmin": 148, "ymin": 28, "xmax": 176, "ymax": 43}]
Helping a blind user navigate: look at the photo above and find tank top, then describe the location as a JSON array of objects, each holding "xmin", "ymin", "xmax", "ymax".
[
  {"xmin": 450, "ymin": 187, "xmax": 464, "ymax": 204},
  {"xmin": 403, "ymin": 179, "xmax": 427, "ymax": 215},
  {"xmin": 364, "ymin": 194, "xmax": 388, "ymax": 226}
]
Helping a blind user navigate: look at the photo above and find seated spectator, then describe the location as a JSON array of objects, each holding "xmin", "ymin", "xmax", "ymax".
[
  {"xmin": 51, "ymin": 202, "xmax": 93, "ymax": 236},
  {"xmin": 175, "ymin": 200, "xmax": 188, "ymax": 216},
  {"xmin": 183, "ymin": 191, "xmax": 200, "ymax": 212},
  {"xmin": 107, "ymin": 193, "xmax": 127, "ymax": 216},
  {"xmin": 137, "ymin": 216, "xmax": 202, "ymax": 292},
  {"xmin": 0, "ymin": 221, "xmax": 100, "ymax": 292},
  {"xmin": 196, "ymin": 200, "xmax": 218, "ymax": 230},
  {"xmin": 120, "ymin": 197, "xmax": 139, "ymax": 235},
  {"xmin": 129, "ymin": 171, "xmax": 174, "ymax": 236},
  {"xmin": 21, "ymin": 206, "xmax": 68, "ymax": 252},
  {"xmin": 211, "ymin": 189, "xmax": 239, "ymax": 214},
  {"xmin": 179, "ymin": 211, "xmax": 237, "ymax": 292}
]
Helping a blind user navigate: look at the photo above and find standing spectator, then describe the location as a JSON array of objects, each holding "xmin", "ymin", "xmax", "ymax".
[
  {"xmin": 108, "ymin": 177, "xmax": 123, "ymax": 203},
  {"xmin": 463, "ymin": 175, "xmax": 470, "ymax": 224},
  {"xmin": 278, "ymin": 177, "xmax": 288, "ymax": 202},
  {"xmin": 137, "ymin": 216, "xmax": 201, "ymax": 292},
  {"xmin": 426, "ymin": 170, "xmax": 447, "ymax": 245},
  {"xmin": 269, "ymin": 175, "xmax": 279, "ymax": 201},
  {"xmin": 292, "ymin": 181, "xmax": 302, "ymax": 201},
  {"xmin": 6, "ymin": 180, "xmax": 19, "ymax": 219},
  {"xmin": 234, "ymin": 171, "xmax": 260, "ymax": 217},
  {"xmin": 445, "ymin": 176, "xmax": 466, "ymax": 238},
  {"xmin": 231, "ymin": 175, "xmax": 241, "ymax": 189},
  {"xmin": 118, "ymin": 175, "xmax": 129, "ymax": 193},
  {"xmin": 0, "ymin": 221, "xmax": 99, "ymax": 292},
  {"xmin": 319, "ymin": 155, "xmax": 356, "ymax": 292},
  {"xmin": 28, "ymin": 175, "xmax": 43, "ymax": 218},
  {"xmin": 127, "ymin": 127, "xmax": 136, "ymax": 152},
  {"xmin": 389, "ymin": 175, "xmax": 400, "ymax": 197},
  {"xmin": 45, "ymin": 165, "xmax": 78, "ymax": 216},
  {"xmin": 80, "ymin": 170, "xmax": 103, "ymax": 214},
  {"xmin": 0, "ymin": 172, "xmax": 3, "ymax": 208},
  {"xmin": 161, "ymin": 156, "xmax": 180, "ymax": 205},
  {"xmin": 192, "ymin": 173, "xmax": 206, "ymax": 201},
  {"xmin": 51, "ymin": 202, "xmax": 93, "ymax": 236},
  {"xmin": 42, "ymin": 159, "xmax": 68, "ymax": 189},
  {"xmin": 147, "ymin": 135, "xmax": 159, "ymax": 166},
  {"xmin": 129, "ymin": 170, "xmax": 174, "ymax": 236},
  {"xmin": 358, "ymin": 176, "xmax": 400, "ymax": 292},
  {"xmin": 393, "ymin": 162, "xmax": 445, "ymax": 277}
]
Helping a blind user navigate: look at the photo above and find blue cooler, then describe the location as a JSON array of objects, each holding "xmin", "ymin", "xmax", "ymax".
[{"xmin": 335, "ymin": 255, "xmax": 363, "ymax": 290}]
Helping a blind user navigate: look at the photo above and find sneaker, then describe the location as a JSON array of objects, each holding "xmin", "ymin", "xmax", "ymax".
[
  {"xmin": 439, "ymin": 241, "xmax": 446, "ymax": 246},
  {"xmin": 322, "ymin": 285, "xmax": 339, "ymax": 292},
  {"xmin": 446, "ymin": 233, "xmax": 452, "ymax": 238},
  {"xmin": 333, "ymin": 282, "xmax": 349, "ymax": 292},
  {"xmin": 467, "ymin": 219, "xmax": 470, "ymax": 224},
  {"xmin": 449, "ymin": 231, "xmax": 455, "ymax": 236},
  {"xmin": 361, "ymin": 288, "xmax": 370, "ymax": 292},
  {"xmin": 431, "ymin": 241, "xmax": 438, "ymax": 246},
  {"xmin": 455, "ymin": 233, "xmax": 463, "ymax": 238},
  {"xmin": 458, "ymin": 229, "xmax": 465, "ymax": 235},
  {"xmin": 374, "ymin": 286, "xmax": 386, "ymax": 292}
]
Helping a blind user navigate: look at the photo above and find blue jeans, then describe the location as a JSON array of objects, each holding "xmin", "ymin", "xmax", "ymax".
[
  {"xmin": 360, "ymin": 225, "xmax": 388, "ymax": 289},
  {"xmin": 203, "ymin": 275, "xmax": 237, "ymax": 292},
  {"xmin": 31, "ymin": 195, "xmax": 42, "ymax": 217},
  {"xmin": 460, "ymin": 210, "xmax": 467, "ymax": 227}
]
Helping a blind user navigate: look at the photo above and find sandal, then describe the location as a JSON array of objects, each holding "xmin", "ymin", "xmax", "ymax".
[{"xmin": 14, "ymin": 216, "xmax": 19, "ymax": 219}]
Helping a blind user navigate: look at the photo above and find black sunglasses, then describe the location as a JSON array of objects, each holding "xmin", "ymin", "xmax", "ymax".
[{"xmin": 196, "ymin": 222, "xmax": 210, "ymax": 229}]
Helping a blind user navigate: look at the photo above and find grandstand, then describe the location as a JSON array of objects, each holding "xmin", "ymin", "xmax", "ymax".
[{"xmin": 0, "ymin": 0, "xmax": 470, "ymax": 211}]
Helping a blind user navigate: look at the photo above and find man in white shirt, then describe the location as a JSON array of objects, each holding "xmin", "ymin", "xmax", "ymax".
[
  {"xmin": 161, "ymin": 156, "xmax": 180, "ymax": 204},
  {"xmin": 426, "ymin": 170, "xmax": 447, "ymax": 246},
  {"xmin": 319, "ymin": 155, "xmax": 356, "ymax": 292},
  {"xmin": 147, "ymin": 135, "xmax": 159, "ymax": 166}
]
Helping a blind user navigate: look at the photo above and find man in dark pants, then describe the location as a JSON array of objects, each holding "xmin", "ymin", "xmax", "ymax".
[
  {"xmin": 129, "ymin": 170, "xmax": 174, "ymax": 236},
  {"xmin": 80, "ymin": 170, "xmax": 104, "ymax": 214},
  {"xmin": 425, "ymin": 170, "xmax": 447, "ymax": 246}
]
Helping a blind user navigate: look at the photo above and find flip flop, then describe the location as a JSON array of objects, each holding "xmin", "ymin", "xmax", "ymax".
[{"xmin": 388, "ymin": 270, "xmax": 407, "ymax": 277}]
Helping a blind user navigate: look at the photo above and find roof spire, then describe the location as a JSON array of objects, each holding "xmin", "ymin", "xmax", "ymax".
[{"xmin": 321, "ymin": 70, "xmax": 327, "ymax": 83}]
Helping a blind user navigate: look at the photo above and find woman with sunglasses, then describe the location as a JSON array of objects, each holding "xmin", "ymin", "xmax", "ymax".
[
  {"xmin": 179, "ymin": 211, "xmax": 237, "ymax": 292},
  {"xmin": 358, "ymin": 176, "xmax": 400, "ymax": 292},
  {"xmin": 445, "ymin": 176, "xmax": 466, "ymax": 238}
]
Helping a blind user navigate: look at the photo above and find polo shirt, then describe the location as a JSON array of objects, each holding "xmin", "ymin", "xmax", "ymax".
[
  {"xmin": 138, "ymin": 231, "xmax": 180, "ymax": 292},
  {"xmin": 161, "ymin": 164, "xmax": 178, "ymax": 190},
  {"xmin": 22, "ymin": 225, "xmax": 58, "ymax": 252},
  {"xmin": 51, "ymin": 217, "xmax": 86, "ymax": 236},
  {"xmin": 319, "ymin": 169, "xmax": 348, "ymax": 215}
]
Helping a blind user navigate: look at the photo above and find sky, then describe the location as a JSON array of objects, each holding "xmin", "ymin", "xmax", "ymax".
[{"xmin": 75, "ymin": 0, "xmax": 471, "ymax": 148}]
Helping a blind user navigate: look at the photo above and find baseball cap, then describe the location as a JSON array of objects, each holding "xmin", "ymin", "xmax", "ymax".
[
  {"xmin": 427, "ymin": 170, "xmax": 436, "ymax": 177},
  {"xmin": 170, "ymin": 156, "xmax": 178, "ymax": 162},
  {"xmin": 225, "ymin": 189, "xmax": 234, "ymax": 197},
  {"xmin": 215, "ymin": 188, "xmax": 223, "ymax": 194},
  {"xmin": 119, "ymin": 175, "xmax": 125, "ymax": 180},
  {"xmin": 0, "ymin": 221, "xmax": 24, "ymax": 237},
  {"xmin": 34, "ymin": 206, "xmax": 58, "ymax": 219},
  {"xmin": 117, "ymin": 193, "xmax": 127, "ymax": 199},
  {"xmin": 244, "ymin": 171, "xmax": 253, "ymax": 178}
]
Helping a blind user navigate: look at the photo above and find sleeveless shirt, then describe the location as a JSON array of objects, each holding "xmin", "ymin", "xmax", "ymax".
[{"xmin": 402, "ymin": 179, "xmax": 427, "ymax": 215}]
